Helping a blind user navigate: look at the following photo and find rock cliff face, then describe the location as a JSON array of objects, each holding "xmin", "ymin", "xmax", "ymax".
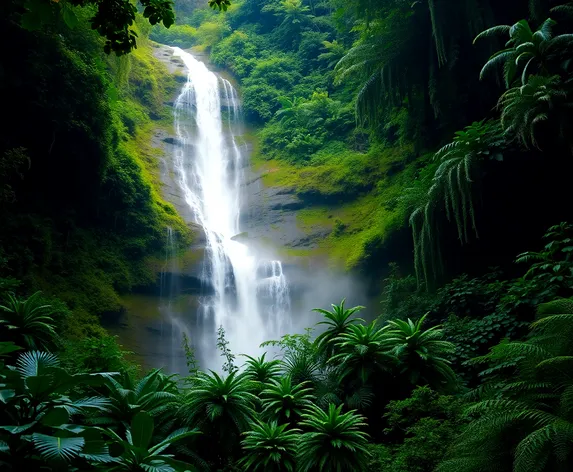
[{"xmin": 242, "ymin": 167, "xmax": 331, "ymax": 251}]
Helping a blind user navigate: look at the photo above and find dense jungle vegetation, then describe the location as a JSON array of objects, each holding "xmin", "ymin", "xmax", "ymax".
[
  {"xmin": 153, "ymin": 0, "xmax": 573, "ymax": 275},
  {"xmin": 2, "ymin": 0, "xmax": 573, "ymax": 470}
]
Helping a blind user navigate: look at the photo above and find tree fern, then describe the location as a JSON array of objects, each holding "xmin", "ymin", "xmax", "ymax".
[
  {"xmin": 438, "ymin": 301, "xmax": 573, "ymax": 472},
  {"xmin": 476, "ymin": 15, "xmax": 573, "ymax": 89},
  {"xmin": 499, "ymin": 75, "xmax": 573, "ymax": 149},
  {"xmin": 409, "ymin": 120, "xmax": 506, "ymax": 287},
  {"xmin": 336, "ymin": 0, "xmax": 491, "ymax": 129}
]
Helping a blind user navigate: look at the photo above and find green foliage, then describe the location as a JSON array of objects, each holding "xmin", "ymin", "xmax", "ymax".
[
  {"xmin": 261, "ymin": 377, "xmax": 314, "ymax": 424},
  {"xmin": 260, "ymin": 92, "xmax": 354, "ymax": 163},
  {"xmin": 473, "ymin": 11, "xmax": 573, "ymax": 150},
  {"xmin": 475, "ymin": 17, "xmax": 573, "ymax": 87},
  {"xmin": 182, "ymin": 370, "xmax": 257, "ymax": 464},
  {"xmin": 500, "ymin": 74, "xmax": 573, "ymax": 148},
  {"xmin": 19, "ymin": 0, "xmax": 175, "ymax": 55},
  {"xmin": 93, "ymin": 369, "xmax": 179, "ymax": 429},
  {"xmin": 98, "ymin": 411, "xmax": 197, "ymax": 471},
  {"xmin": 517, "ymin": 222, "xmax": 573, "ymax": 294},
  {"xmin": 243, "ymin": 353, "xmax": 282, "ymax": 386},
  {"xmin": 383, "ymin": 314, "xmax": 458, "ymax": 390},
  {"xmin": 61, "ymin": 335, "xmax": 135, "ymax": 375},
  {"xmin": 217, "ymin": 325, "xmax": 237, "ymax": 374},
  {"xmin": 381, "ymin": 387, "xmax": 465, "ymax": 472},
  {"xmin": 0, "ymin": 350, "xmax": 115, "ymax": 468},
  {"xmin": 313, "ymin": 299, "xmax": 365, "ymax": 357},
  {"xmin": 335, "ymin": 0, "xmax": 491, "ymax": 142},
  {"xmin": 380, "ymin": 263, "xmax": 436, "ymax": 320},
  {"xmin": 331, "ymin": 321, "xmax": 395, "ymax": 384},
  {"xmin": 409, "ymin": 120, "xmax": 507, "ymax": 286},
  {"xmin": 438, "ymin": 301, "xmax": 573, "ymax": 472},
  {"xmin": 150, "ymin": 23, "xmax": 198, "ymax": 48},
  {"xmin": 240, "ymin": 421, "xmax": 300, "ymax": 472},
  {"xmin": 297, "ymin": 403, "xmax": 371, "ymax": 472},
  {"xmin": 0, "ymin": 9, "xmax": 191, "ymax": 336},
  {"xmin": 0, "ymin": 291, "xmax": 58, "ymax": 351}
]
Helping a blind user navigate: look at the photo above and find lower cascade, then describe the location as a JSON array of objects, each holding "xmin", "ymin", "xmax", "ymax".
[{"xmin": 171, "ymin": 47, "xmax": 290, "ymax": 370}]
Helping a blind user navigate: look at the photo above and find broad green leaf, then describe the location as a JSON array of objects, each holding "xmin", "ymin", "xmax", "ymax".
[
  {"xmin": 62, "ymin": 6, "xmax": 79, "ymax": 29},
  {"xmin": 78, "ymin": 439, "xmax": 114, "ymax": 463},
  {"xmin": 131, "ymin": 411, "xmax": 154, "ymax": 450},
  {"xmin": 26, "ymin": 375, "xmax": 53, "ymax": 396},
  {"xmin": 41, "ymin": 407, "xmax": 69, "ymax": 427},
  {"xmin": 0, "ymin": 389, "xmax": 15, "ymax": 403},
  {"xmin": 0, "ymin": 342, "xmax": 22, "ymax": 356},
  {"xmin": 16, "ymin": 351, "xmax": 59, "ymax": 378},
  {"xmin": 32, "ymin": 433, "xmax": 85, "ymax": 461},
  {"xmin": 0, "ymin": 422, "xmax": 37, "ymax": 434}
]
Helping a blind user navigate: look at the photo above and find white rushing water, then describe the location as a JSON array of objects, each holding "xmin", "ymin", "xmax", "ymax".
[{"xmin": 171, "ymin": 47, "xmax": 290, "ymax": 370}]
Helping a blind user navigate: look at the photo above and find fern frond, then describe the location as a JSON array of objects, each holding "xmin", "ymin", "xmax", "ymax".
[{"xmin": 474, "ymin": 25, "xmax": 511, "ymax": 43}]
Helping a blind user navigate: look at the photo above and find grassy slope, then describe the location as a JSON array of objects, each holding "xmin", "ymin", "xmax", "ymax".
[{"xmin": 252, "ymin": 139, "xmax": 417, "ymax": 270}]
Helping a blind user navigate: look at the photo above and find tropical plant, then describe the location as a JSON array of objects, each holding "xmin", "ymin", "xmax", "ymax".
[
  {"xmin": 181, "ymin": 370, "xmax": 257, "ymax": 466},
  {"xmin": 99, "ymin": 411, "xmax": 198, "ymax": 472},
  {"xmin": 0, "ymin": 351, "xmax": 114, "ymax": 468},
  {"xmin": 267, "ymin": 0, "xmax": 313, "ymax": 47},
  {"xmin": 92, "ymin": 369, "xmax": 180, "ymax": 430},
  {"xmin": 318, "ymin": 40, "xmax": 346, "ymax": 69},
  {"xmin": 20, "ymin": 0, "xmax": 175, "ymax": 55},
  {"xmin": 382, "ymin": 387, "xmax": 465, "ymax": 472},
  {"xmin": 330, "ymin": 321, "xmax": 395, "ymax": 384},
  {"xmin": 240, "ymin": 421, "xmax": 300, "ymax": 472},
  {"xmin": 183, "ymin": 370, "xmax": 257, "ymax": 430},
  {"xmin": 499, "ymin": 74, "xmax": 573, "ymax": 148},
  {"xmin": 334, "ymin": 8, "xmax": 419, "ymax": 127},
  {"xmin": 516, "ymin": 222, "xmax": 573, "ymax": 294},
  {"xmin": 408, "ymin": 120, "xmax": 506, "ymax": 286},
  {"xmin": 264, "ymin": 331, "xmax": 322, "ymax": 386},
  {"xmin": 297, "ymin": 403, "xmax": 370, "ymax": 472},
  {"xmin": 438, "ymin": 298, "xmax": 573, "ymax": 472},
  {"xmin": 382, "ymin": 314, "xmax": 457, "ymax": 390},
  {"xmin": 261, "ymin": 376, "xmax": 314, "ymax": 424},
  {"xmin": 276, "ymin": 96, "xmax": 306, "ymax": 125},
  {"xmin": 313, "ymin": 299, "xmax": 365, "ymax": 357},
  {"xmin": 474, "ymin": 17, "xmax": 573, "ymax": 87},
  {"xmin": 243, "ymin": 353, "xmax": 282, "ymax": 386},
  {"xmin": 0, "ymin": 291, "xmax": 58, "ymax": 350},
  {"xmin": 335, "ymin": 1, "xmax": 490, "ymax": 131}
]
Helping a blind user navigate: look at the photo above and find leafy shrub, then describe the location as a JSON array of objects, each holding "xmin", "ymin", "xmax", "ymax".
[
  {"xmin": 382, "ymin": 387, "xmax": 466, "ymax": 472},
  {"xmin": 60, "ymin": 335, "xmax": 135, "ymax": 375},
  {"xmin": 149, "ymin": 24, "xmax": 198, "ymax": 48}
]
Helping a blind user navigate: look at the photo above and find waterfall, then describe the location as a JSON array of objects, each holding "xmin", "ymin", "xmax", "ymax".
[
  {"xmin": 160, "ymin": 226, "xmax": 192, "ymax": 373},
  {"xmin": 257, "ymin": 261, "xmax": 291, "ymax": 336},
  {"xmin": 171, "ymin": 47, "xmax": 290, "ymax": 370}
]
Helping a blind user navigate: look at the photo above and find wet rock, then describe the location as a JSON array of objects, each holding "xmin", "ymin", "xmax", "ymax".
[
  {"xmin": 163, "ymin": 136, "xmax": 183, "ymax": 146},
  {"xmin": 269, "ymin": 200, "xmax": 305, "ymax": 211}
]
